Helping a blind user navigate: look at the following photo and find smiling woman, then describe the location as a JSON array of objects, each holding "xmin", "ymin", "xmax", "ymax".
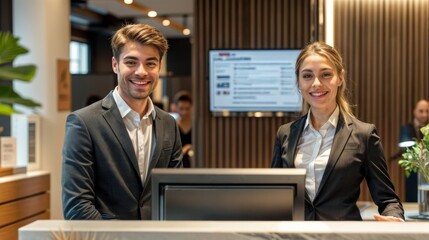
[
  {"xmin": 297, "ymin": 54, "xmax": 343, "ymax": 129},
  {"xmin": 295, "ymin": 42, "xmax": 353, "ymax": 124},
  {"xmin": 271, "ymin": 41, "xmax": 404, "ymax": 221}
]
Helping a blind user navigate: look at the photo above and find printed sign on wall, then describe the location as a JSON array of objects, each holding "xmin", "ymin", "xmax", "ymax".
[{"xmin": 57, "ymin": 59, "xmax": 71, "ymax": 111}]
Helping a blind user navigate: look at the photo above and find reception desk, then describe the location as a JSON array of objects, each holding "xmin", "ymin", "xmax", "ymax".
[
  {"xmin": 19, "ymin": 220, "xmax": 429, "ymax": 240},
  {"xmin": 19, "ymin": 201, "xmax": 427, "ymax": 239}
]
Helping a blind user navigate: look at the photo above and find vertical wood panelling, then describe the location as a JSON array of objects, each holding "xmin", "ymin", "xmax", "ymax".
[
  {"xmin": 276, "ymin": 0, "xmax": 282, "ymax": 47},
  {"xmin": 194, "ymin": 0, "xmax": 314, "ymax": 168},
  {"xmin": 290, "ymin": 0, "xmax": 297, "ymax": 47},
  {"xmin": 334, "ymin": 0, "xmax": 429, "ymax": 201},
  {"xmin": 269, "ymin": 1, "xmax": 275, "ymax": 46}
]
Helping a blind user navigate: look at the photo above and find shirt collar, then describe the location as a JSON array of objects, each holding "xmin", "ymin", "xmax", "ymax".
[
  {"xmin": 112, "ymin": 87, "xmax": 156, "ymax": 120},
  {"xmin": 304, "ymin": 105, "xmax": 340, "ymax": 130}
]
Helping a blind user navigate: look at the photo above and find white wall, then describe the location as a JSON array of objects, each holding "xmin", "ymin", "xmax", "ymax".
[{"xmin": 13, "ymin": 0, "xmax": 70, "ymax": 219}]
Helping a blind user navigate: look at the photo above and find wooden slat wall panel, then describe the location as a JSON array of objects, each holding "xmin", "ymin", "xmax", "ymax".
[
  {"xmin": 193, "ymin": 0, "xmax": 315, "ymax": 168},
  {"xmin": 334, "ymin": 0, "xmax": 429, "ymax": 201}
]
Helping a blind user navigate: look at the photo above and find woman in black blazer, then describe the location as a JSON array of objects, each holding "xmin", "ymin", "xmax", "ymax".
[{"xmin": 271, "ymin": 42, "xmax": 404, "ymax": 221}]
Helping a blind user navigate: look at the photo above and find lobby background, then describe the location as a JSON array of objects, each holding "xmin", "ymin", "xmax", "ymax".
[{"xmin": 0, "ymin": 0, "xmax": 427, "ymax": 219}]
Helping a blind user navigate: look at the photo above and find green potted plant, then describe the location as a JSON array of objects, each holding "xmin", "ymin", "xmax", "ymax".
[
  {"xmin": 0, "ymin": 31, "xmax": 41, "ymax": 116},
  {"xmin": 399, "ymin": 123, "xmax": 429, "ymax": 218}
]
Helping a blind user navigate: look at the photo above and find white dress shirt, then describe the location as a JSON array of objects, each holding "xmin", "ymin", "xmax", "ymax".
[
  {"xmin": 294, "ymin": 106, "xmax": 339, "ymax": 201},
  {"xmin": 113, "ymin": 88, "xmax": 156, "ymax": 184}
]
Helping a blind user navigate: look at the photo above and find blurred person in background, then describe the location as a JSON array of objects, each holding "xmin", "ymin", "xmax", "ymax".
[
  {"xmin": 399, "ymin": 99, "xmax": 429, "ymax": 202},
  {"xmin": 174, "ymin": 91, "xmax": 193, "ymax": 167}
]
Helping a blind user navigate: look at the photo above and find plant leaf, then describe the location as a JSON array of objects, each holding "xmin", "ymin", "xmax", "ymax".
[
  {"xmin": 0, "ymin": 85, "xmax": 41, "ymax": 107},
  {"xmin": 0, "ymin": 64, "xmax": 36, "ymax": 81},
  {"xmin": 0, "ymin": 32, "xmax": 28, "ymax": 65},
  {"xmin": 399, "ymin": 122, "xmax": 429, "ymax": 182},
  {"xmin": 10, "ymin": 97, "xmax": 41, "ymax": 107},
  {"xmin": 0, "ymin": 103, "xmax": 15, "ymax": 116},
  {"xmin": 421, "ymin": 124, "xmax": 429, "ymax": 137}
]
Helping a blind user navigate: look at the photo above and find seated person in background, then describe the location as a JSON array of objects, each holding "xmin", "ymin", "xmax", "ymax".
[
  {"xmin": 174, "ymin": 91, "xmax": 193, "ymax": 168},
  {"xmin": 399, "ymin": 99, "xmax": 428, "ymax": 202},
  {"xmin": 62, "ymin": 23, "xmax": 183, "ymax": 220},
  {"xmin": 271, "ymin": 41, "xmax": 404, "ymax": 221}
]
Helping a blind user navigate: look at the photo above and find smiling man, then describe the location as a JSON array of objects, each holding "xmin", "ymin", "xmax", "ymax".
[{"xmin": 62, "ymin": 24, "xmax": 183, "ymax": 220}]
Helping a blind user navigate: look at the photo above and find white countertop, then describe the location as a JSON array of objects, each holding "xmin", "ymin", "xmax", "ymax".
[
  {"xmin": 0, "ymin": 170, "xmax": 49, "ymax": 183},
  {"xmin": 19, "ymin": 219, "xmax": 429, "ymax": 240}
]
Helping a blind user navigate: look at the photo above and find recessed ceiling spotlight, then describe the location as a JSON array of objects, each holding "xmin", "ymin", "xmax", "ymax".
[
  {"xmin": 162, "ymin": 19, "xmax": 171, "ymax": 26},
  {"xmin": 148, "ymin": 11, "xmax": 157, "ymax": 17},
  {"xmin": 182, "ymin": 28, "xmax": 191, "ymax": 36},
  {"xmin": 124, "ymin": 0, "xmax": 133, "ymax": 4}
]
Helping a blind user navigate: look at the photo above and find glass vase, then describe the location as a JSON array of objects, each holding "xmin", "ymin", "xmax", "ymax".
[{"xmin": 417, "ymin": 172, "xmax": 429, "ymax": 217}]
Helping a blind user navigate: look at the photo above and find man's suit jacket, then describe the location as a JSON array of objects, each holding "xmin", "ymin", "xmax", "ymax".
[
  {"xmin": 62, "ymin": 92, "xmax": 183, "ymax": 220},
  {"xmin": 272, "ymin": 114, "xmax": 404, "ymax": 220}
]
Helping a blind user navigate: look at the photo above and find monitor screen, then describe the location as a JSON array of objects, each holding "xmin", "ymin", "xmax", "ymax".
[
  {"xmin": 151, "ymin": 168, "xmax": 306, "ymax": 221},
  {"xmin": 209, "ymin": 49, "xmax": 302, "ymax": 115}
]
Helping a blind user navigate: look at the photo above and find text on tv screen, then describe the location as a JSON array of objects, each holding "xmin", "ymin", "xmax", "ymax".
[{"xmin": 209, "ymin": 49, "xmax": 302, "ymax": 114}]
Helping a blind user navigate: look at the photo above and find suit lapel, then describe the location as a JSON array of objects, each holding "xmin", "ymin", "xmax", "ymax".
[
  {"xmin": 287, "ymin": 117, "xmax": 306, "ymax": 168},
  {"xmin": 102, "ymin": 93, "xmax": 141, "ymax": 178},
  {"xmin": 144, "ymin": 109, "xmax": 163, "ymax": 186},
  {"xmin": 290, "ymin": 116, "xmax": 310, "ymax": 203},
  {"xmin": 315, "ymin": 115, "xmax": 352, "ymax": 198}
]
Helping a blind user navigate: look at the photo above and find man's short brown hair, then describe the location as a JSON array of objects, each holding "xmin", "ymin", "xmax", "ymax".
[{"xmin": 111, "ymin": 23, "xmax": 168, "ymax": 62}]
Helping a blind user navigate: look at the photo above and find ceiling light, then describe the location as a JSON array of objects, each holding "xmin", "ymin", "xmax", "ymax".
[
  {"xmin": 182, "ymin": 28, "xmax": 191, "ymax": 36},
  {"xmin": 182, "ymin": 14, "xmax": 191, "ymax": 36},
  {"xmin": 148, "ymin": 11, "xmax": 157, "ymax": 17},
  {"xmin": 118, "ymin": 0, "xmax": 192, "ymax": 36},
  {"xmin": 162, "ymin": 19, "xmax": 171, "ymax": 26}
]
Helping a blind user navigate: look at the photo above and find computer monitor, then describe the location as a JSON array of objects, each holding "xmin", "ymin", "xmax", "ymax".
[{"xmin": 151, "ymin": 168, "xmax": 306, "ymax": 221}]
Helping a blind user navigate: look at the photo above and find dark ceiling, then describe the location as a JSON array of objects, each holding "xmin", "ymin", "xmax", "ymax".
[{"xmin": 70, "ymin": 0, "xmax": 193, "ymax": 38}]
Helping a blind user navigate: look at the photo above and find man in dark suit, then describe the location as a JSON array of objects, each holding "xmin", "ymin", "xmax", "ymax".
[
  {"xmin": 399, "ymin": 99, "xmax": 428, "ymax": 202},
  {"xmin": 62, "ymin": 24, "xmax": 183, "ymax": 220}
]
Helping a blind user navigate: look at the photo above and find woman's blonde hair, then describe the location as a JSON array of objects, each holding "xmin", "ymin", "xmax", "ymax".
[
  {"xmin": 111, "ymin": 23, "xmax": 168, "ymax": 62},
  {"xmin": 295, "ymin": 41, "xmax": 355, "ymax": 120}
]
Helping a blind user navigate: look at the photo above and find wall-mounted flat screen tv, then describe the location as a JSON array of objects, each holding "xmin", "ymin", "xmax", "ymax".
[{"xmin": 209, "ymin": 49, "xmax": 302, "ymax": 116}]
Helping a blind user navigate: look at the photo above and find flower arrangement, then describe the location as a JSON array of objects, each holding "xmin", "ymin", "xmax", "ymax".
[{"xmin": 399, "ymin": 123, "xmax": 429, "ymax": 183}]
